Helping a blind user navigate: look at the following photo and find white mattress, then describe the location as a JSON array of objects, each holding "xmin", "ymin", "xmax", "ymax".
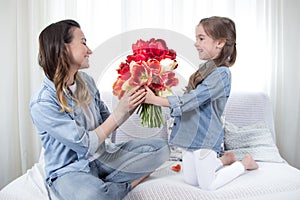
[
  {"xmin": 1, "ymin": 160, "xmax": 300, "ymax": 200},
  {"xmin": 124, "ymin": 161, "xmax": 300, "ymax": 200}
]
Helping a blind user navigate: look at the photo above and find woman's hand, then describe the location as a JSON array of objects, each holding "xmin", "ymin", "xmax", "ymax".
[
  {"xmin": 124, "ymin": 86, "xmax": 146, "ymax": 113},
  {"xmin": 113, "ymin": 86, "xmax": 146, "ymax": 125},
  {"xmin": 96, "ymin": 86, "xmax": 146, "ymax": 143}
]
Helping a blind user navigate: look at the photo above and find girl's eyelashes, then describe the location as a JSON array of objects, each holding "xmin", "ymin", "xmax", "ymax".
[
  {"xmin": 82, "ymin": 38, "xmax": 87, "ymax": 45},
  {"xmin": 196, "ymin": 37, "xmax": 204, "ymax": 42},
  {"xmin": 196, "ymin": 35, "xmax": 205, "ymax": 41}
]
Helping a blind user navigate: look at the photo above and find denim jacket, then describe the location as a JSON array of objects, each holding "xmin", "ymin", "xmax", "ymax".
[
  {"xmin": 167, "ymin": 66, "xmax": 231, "ymax": 152},
  {"xmin": 30, "ymin": 71, "xmax": 113, "ymax": 185}
]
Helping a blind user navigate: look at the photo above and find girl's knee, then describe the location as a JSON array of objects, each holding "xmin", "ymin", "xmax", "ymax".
[{"xmin": 198, "ymin": 181, "xmax": 217, "ymax": 191}]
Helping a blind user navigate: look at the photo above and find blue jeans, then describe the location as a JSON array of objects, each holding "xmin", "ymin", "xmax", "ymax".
[{"xmin": 49, "ymin": 138, "xmax": 170, "ymax": 200}]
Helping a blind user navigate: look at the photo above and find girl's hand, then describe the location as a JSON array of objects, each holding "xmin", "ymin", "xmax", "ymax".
[
  {"xmin": 144, "ymin": 86, "xmax": 170, "ymax": 107},
  {"xmin": 144, "ymin": 86, "xmax": 156, "ymax": 104}
]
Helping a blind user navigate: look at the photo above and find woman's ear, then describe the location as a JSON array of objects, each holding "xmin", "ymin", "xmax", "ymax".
[{"xmin": 65, "ymin": 43, "xmax": 73, "ymax": 59}]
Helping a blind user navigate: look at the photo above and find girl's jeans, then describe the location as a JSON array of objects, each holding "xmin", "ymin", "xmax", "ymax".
[{"xmin": 50, "ymin": 138, "xmax": 170, "ymax": 200}]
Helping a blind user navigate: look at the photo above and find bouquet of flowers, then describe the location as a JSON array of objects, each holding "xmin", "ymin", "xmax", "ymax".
[{"xmin": 112, "ymin": 38, "xmax": 179, "ymax": 128}]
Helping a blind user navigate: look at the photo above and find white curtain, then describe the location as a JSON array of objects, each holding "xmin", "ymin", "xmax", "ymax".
[{"xmin": 1, "ymin": 0, "xmax": 299, "ymax": 189}]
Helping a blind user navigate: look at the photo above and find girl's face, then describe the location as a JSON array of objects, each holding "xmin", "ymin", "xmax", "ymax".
[
  {"xmin": 66, "ymin": 27, "xmax": 92, "ymax": 72},
  {"xmin": 194, "ymin": 24, "xmax": 225, "ymax": 60}
]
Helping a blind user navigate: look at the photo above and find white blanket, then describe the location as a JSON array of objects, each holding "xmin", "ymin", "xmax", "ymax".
[
  {"xmin": 124, "ymin": 161, "xmax": 300, "ymax": 200},
  {"xmin": 1, "ymin": 160, "xmax": 300, "ymax": 200}
]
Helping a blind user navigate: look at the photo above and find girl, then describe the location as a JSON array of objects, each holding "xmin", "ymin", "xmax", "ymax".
[
  {"xmin": 144, "ymin": 16, "xmax": 258, "ymax": 190},
  {"xmin": 30, "ymin": 19, "xmax": 170, "ymax": 200}
]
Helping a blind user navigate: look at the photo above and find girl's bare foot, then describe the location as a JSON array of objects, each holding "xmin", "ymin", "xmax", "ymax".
[
  {"xmin": 241, "ymin": 154, "xmax": 259, "ymax": 170},
  {"xmin": 220, "ymin": 151, "xmax": 237, "ymax": 165},
  {"xmin": 131, "ymin": 174, "xmax": 151, "ymax": 189}
]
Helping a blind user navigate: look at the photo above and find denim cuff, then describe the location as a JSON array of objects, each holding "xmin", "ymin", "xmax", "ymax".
[
  {"xmin": 167, "ymin": 95, "xmax": 182, "ymax": 117},
  {"xmin": 88, "ymin": 130, "xmax": 99, "ymax": 156}
]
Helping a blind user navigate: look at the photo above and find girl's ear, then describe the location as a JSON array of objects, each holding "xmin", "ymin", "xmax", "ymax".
[{"xmin": 216, "ymin": 39, "xmax": 226, "ymax": 49}]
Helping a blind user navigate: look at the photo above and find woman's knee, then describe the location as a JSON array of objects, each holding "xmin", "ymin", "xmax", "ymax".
[
  {"xmin": 136, "ymin": 138, "xmax": 170, "ymax": 164},
  {"xmin": 150, "ymin": 138, "xmax": 170, "ymax": 160},
  {"xmin": 132, "ymin": 138, "xmax": 169, "ymax": 152}
]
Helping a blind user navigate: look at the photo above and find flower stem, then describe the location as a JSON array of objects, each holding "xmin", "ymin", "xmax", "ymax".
[{"xmin": 137, "ymin": 103, "xmax": 164, "ymax": 128}]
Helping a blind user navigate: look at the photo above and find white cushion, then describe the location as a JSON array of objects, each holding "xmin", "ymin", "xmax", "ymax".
[
  {"xmin": 223, "ymin": 92, "xmax": 276, "ymax": 141},
  {"xmin": 224, "ymin": 121, "xmax": 284, "ymax": 163}
]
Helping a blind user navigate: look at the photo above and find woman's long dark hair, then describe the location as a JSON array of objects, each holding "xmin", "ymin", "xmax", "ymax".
[{"xmin": 38, "ymin": 19, "xmax": 91, "ymax": 112}]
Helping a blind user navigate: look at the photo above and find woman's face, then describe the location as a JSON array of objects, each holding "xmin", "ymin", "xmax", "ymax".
[
  {"xmin": 66, "ymin": 27, "xmax": 92, "ymax": 72},
  {"xmin": 194, "ymin": 24, "xmax": 224, "ymax": 61}
]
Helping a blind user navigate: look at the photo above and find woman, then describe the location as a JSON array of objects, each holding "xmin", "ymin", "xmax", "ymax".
[
  {"xmin": 144, "ymin": 16, "xmax": 258, "ymax": 190},
  {"xmin": 30, "ymin": 19, "xmax": 170, "ymax": 200}
]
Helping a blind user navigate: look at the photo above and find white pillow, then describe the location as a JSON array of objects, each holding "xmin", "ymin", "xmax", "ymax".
[{"xmin": 224, "ymin": 121, "xmax": 284, "ymax": 163}]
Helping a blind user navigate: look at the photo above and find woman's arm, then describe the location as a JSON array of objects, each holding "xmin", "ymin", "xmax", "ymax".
[{"xmin": 95, "ymin": 87, "xmax": 146, "ymax": 143}]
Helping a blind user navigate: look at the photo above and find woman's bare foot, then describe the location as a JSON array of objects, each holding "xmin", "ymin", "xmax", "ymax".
[
  {"xmin": 131, "ymin": 174, "xmax": 151, "ymax": 189},
  {"xmin": 220, "ymin": 151, "xmax": 237, "ymax": 165},
  {"xmin": 241, "ymin": 154, "xmax": 259, "ymax": 170}
]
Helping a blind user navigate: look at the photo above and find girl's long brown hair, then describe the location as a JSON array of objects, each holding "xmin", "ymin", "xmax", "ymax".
[
  {"xmin": 187, "ymin": 16, "xmax": 237, "ymax": 92},
  {"xmin": 38, "ymin": 19, "xmax": 91, "ymax": 112}
]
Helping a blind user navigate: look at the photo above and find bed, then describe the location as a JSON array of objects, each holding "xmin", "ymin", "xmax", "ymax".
[{"xmin": 1, "ymin": 92, "xmax": 300, "ymax": 200}]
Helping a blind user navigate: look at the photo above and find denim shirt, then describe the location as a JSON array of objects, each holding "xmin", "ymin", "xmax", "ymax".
[
  {"xmin": 167, "ymin": 66, "xmax": 231, "ymax": 152},
  {"xmin": 30, "ymin": 71, "xmax": 113, "ymax": 185}
]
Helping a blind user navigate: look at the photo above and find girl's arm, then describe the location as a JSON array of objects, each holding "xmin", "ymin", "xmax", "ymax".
[{"xmin": 144, "ymin": 86, "xmax": 169, "ymax": 107}]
